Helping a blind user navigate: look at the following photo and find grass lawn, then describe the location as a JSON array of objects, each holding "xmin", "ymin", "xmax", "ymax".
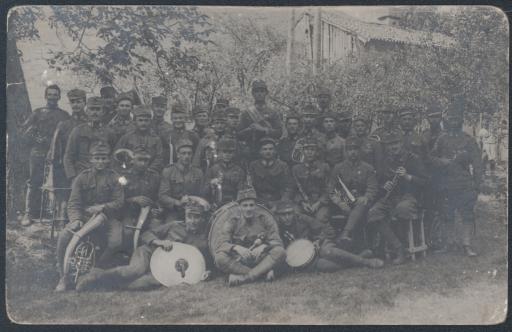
[{"xmin": 6, "ymin": 173, "xmax": 508, "ymax": 324}]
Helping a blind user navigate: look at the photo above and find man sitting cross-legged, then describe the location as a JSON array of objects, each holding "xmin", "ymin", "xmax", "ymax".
[
  {"xmin": 75, "ymin": 198, "xmax": 212, "ymax": 291},
  {"xmin": 212, "ymin": 187, "xmax": 286, "ymax": 287}
]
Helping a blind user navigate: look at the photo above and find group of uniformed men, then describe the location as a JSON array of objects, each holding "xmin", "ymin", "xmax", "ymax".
[{"xmin": 19, "ymin": 78, "xmax": 483, "ymax": 291}]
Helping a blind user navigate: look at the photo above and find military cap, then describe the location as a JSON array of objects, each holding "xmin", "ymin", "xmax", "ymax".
[
  {"xmin": 275, "ymin": 200, "xmax": 295, "ymax": 214},
  {"xmin": 132, "ymin": 104, "xmax": 152, "ymax": 118},
  {"xmin": 302, "ymin": 137, "xmax": 318, "ymax": 149},
  {"xmin": 316, "ymin": 87, "xmax": 331, "ymax": 97},
  {"xmin": 87, "ymin": 96, "xmax": 104, "ymax": 107},
  {"xmin": 100, "ymin": 86, "xmax": 117, "ymax": 98},
  {"xmin": 89, "ymin": 140, "xmax": 111, "ymax": 155},
  {"xmin": 225, "ymin": 107, "xmax": 241, "ymax": 117},
  {"xmin": 211, "ymin": 110, "xmax": 226, "ymax": 122},
  {"xmin": 67, "ymin": 89, "xmax": 86, "ymax": 100},
  {"xmin": 286, "ymin": 110, "xmax": 301, "ymax": 121},
  {"xmin": 218, "ymin": 137, "xmax": 237, "ymax": 151},
  {"xmin": 215, "ymin": 98, "xmax": 229, "ymax": 107},
  {"xmin": 251, "ymin": 79, "xmax": 268, "ymax": 91},
  {"xmin": 302, "ymin": 103, "xmax": 318, "ymax": 116},
  {"xmin": 116, "ymin": 93, "xmax": 133, "ymax": 105},
  {"xmin": 321, "ymin": 111, "xmax": 338, "ymax": 121},
  {"xmin": 132, "ymin": 145, "xmax": 151, "ymax": 158},
  {"xmin": 345, "ymin": 136, "xmax": 363, "ymax": 148},
  {"xmin": 175, "ymin": 138, "xmax": 194, "ymax": 152},
  {"xmin": 171, "ymin": 102, "xmax": 187, "ymax": 114},
  {"xmin": 237, "ymin": 186, "xmax": 257, "ymax": 203},
  {"xmin": 152, "ymin": 96, "xmax": 167, "ymax": 106},
  {"xmin": 185, "ymin": 199, "xmax": 209, "ymax": 215},
  {"xmin": 192, "ymin": 104, "xmax": 210, "ymax": 116},
  {"xmin": 352, "ymin": 113, "xmax": 371, "ymax": 124},
  {"xmin": 381, "ymin": 132, "xmax": 403, "ymax": 145},
  {"xmin": 337, "ymin": 110, "xmax": 353, "ymax": 121},
  {"xmin": 259, "ymin": 136, "xmax": 277, "ymax": 147}
]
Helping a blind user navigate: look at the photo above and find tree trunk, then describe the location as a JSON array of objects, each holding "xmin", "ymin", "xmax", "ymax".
[{"xmin": 7, "ymin": 11, "xmax": 32, "ymax": 220}]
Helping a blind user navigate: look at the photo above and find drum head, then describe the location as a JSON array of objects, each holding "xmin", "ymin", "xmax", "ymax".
[
  {"xmin": 286, "ymin": 239, "xmax": 316, "ymax": 268},
  {"xmin": 150, "ymin": 243, "xmax": 206, "ymax": 287},
  {"xmin": 208, "ymin": 202, "xmax": 276, "ymax": 256}
]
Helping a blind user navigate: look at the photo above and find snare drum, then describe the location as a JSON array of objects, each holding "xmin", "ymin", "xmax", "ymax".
[{"xmin": 285, "ymin": 239, "xmax": 317, "ymax": 268}]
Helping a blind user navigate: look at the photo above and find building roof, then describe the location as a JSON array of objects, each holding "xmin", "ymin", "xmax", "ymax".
[{"xmin": 321, "ymin": 11, "xmax": 457, "ymax": 49}]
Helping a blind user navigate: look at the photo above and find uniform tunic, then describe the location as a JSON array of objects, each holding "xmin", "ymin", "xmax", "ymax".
[
  {"xmin": 323, "ymin": 133, "xmax": 345, "ymax": 167},
  {"xmin": 277, "ymin": 134, "xmax": 300, "ymax": 167},
  {"xmin": 249, "ymin": 159, "xmax": 292, "ymax": 204},
  {"xmin": 115, "ymin": 130, "xmax": 164, "ymax": 173},
  {"xmin": 152, "ymin": 119, "xmax": 174, "ymax": 165},
  {"xmin": 169, "ymin": 128, "xmax": 200, "ymax": 164},
  {"xmin": 202, "ymin": 162, "xmax": 246, "ymax": 205},
  {"xmin": 64, "ymin": 123, "xmax": 117, "ymax": 179},
  {"xmin": 237, "ymin": 104, "xmax": 283, "ymax": 156},
  {"xmin": 159, "ymin": 163, "xmax": 204, "ymax": 218},
  {"xmin": 108, "ymin": 116, "xmax": 135, "ymax": 144}
]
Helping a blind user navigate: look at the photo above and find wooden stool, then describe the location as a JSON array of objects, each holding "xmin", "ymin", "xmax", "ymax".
[{"xmin": 407, "ymin": 211, "xmax": 428, "ymax": 260}]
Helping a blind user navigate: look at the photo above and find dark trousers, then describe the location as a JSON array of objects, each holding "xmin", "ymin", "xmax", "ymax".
[{"xmin": 25, "ymin": 152, "xmax": 45, "ymax": 216}]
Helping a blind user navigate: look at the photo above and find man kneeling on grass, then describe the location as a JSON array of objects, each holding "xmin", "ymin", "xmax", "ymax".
[
  {"xmin": 75, "ymin": 199, "xmax": 212, "ymax": 291},
  {"xmin": 275, "ymin": 200, "xmax": 384, "ymax": 272},
  {"xmin": 212, "ymin": 187, "xmax": 286, "ymax": 287}
]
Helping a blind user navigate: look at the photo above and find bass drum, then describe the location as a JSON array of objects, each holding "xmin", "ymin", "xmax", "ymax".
[{"xmin": 208, "ymin": 201, "xmax": 277, "ymax": 258}]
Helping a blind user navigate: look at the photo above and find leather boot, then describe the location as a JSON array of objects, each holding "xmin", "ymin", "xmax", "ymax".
[
  {"xmin": 75, "ymin": 268, "xmax": 107, "ymax": 291},
  {"xmin": 20, "ymin": 187, "xmax": 33, "ymax": 226},
  {"xmin": 462, "ymin": 223, "xmax": 477, "ymax": 257}
]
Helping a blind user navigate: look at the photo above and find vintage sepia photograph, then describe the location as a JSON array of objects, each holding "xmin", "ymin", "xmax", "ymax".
[{"xmin": 5, "ymin": 5, "xmax": 509, "ymax": 324}]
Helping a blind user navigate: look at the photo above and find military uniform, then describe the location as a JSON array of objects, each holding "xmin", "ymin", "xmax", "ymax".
[
  {"xmin": 115, "ymin": 106, "xmax": 164, "ymax": 173},
  {"xmin": 192, "ymin": 105, "xmax": 211, "ymax": 139},
  {"xmin": 212, "ymin": 187, "xmax": 286, "ymax": 285},
  {"xmin": 237, "ymin": 80, "xmax": 283, "ymax": 157},
  {"xmin": 169, "ymin": 128, "xmax": 199, "ymax": 165},
  {"xmin": 430, "ymin": 104, "xmax": 482, "ymax": 255},
  {"xmin": 21, "ymin": 101, "xmax": 70, "ymax": 221},
  {"xmin": 249, "ymin": 138, "xmax": 292, "ymax": 206},
  {"xmin": 100, "ymin": 86, "xmax": 118, "ymax": 125},
  {"xmin": 291, "ymin": 155, "xmax": 331, "ymax": 224},
  {"xmin": 159, "ymin": 140, "xmax": 204, "ymax": 220},
  {"xmin": 55, "ymin": 141, "xmax": 124, "ymax": 291},
  {"xmin": 328, "ymin": 138, "xmax": 378, "ymax": 242},
  {"xmin": 323, "ymin": 132, "xmax": 345, "ymax": 167},
  {"xmin": 277, "ymin": 111, "xmax": 301, "ymax": 167},
  {"xmin": 367, "ymin": 132, "xmax": 428, "ymax": 263},
  {"xmin": 336, "ymin": 110, "xmax": 353, "ymax": 140}
]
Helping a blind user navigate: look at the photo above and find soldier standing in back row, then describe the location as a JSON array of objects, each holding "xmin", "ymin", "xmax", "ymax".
[
  {"xmin": 108, "ymin": 93, "xmax": 135, "ymax": 144},
  {"xmin": 277, "ymin": 110, "xmax": 302, "ymax": 168},
  {"xmin": 100, "ymin": 86, "xmax": 118, "ymax": 125},
  {"xmin": 20, "ymin": 84, "xmax": 70, "ymax": 226},
  {"xmin": 430, "ymin": 99, "xmax": 482, "ymax": 257},
  {"xmin": 237, "ymin": 80, "xmax": 283, "ymax": 159},
  {"xmin": 151, "ymin": 96, "xmax": 173, "ymax": 165},
  {"xmin": 64, "ymin": 97, "xmax": 117, "ymax": 182},
  {"xmin": 321, "ymin": 112, "xmax": 345, "ymax": 167},
  {"xmin": 398, "ymin": 107, "xmax": 427, "ymax": 160},
  {"xmin": 351, "ymin": 113, "xmax": 380, "ymax": 168},
  {"xmin": 192, "ymin": 105, "xmax": 211, "ymax": 139},
  {"xmin": 169, "ymin": 103, "xmax": 199, "ymax": 165},
  {"xmin": 336, "ymin": 109, "xmax": 353, "ymax": 140},
  {"xmin": 115, "ymin": 105, "xmax": 164, "ymax": 173},
  {"xmin": 50, "ymin": 89, "xmax": 88, "ymax": 214}
]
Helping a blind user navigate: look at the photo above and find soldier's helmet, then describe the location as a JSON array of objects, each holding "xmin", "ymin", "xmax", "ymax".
[
  {"xmin": 175, "ymin": 138, "xmax": 194, "ymax": 152},
  {"xmin": 218, "ymin": 137, "xmax": 237, "ymax": 152},
  {"xmin": 251, "ymin": 79, "xmax": 268, "ymax": 92},
  {"xmin": 132, "ymin": 104, "xmax": 152, "ymax": 119},
  {"xmin": 151, "ymin": 96, "xmax": 167, "ymax": 107},
  {"xmin": 237, "ymin": 186, "xmax": 257, "ymax": 203},
  {"xmin": 67, "ymin": 88, "xmax": 86, "ymax": 101},
  {"xmin": 275, "ymin": 200, "xmax": 295, "ymax": 214},
  {"xmin": 89, "ymin": 140, "xmax": 111, "ymax": 156}
]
